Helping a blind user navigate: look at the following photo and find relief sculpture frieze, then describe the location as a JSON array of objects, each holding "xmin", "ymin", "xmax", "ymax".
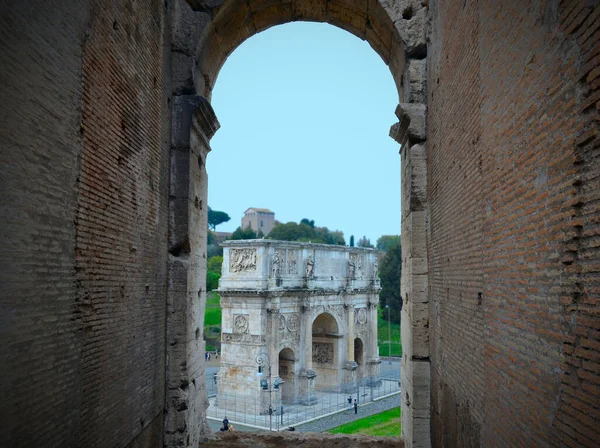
[
  {"xmin": 286, "ymin": 314, "xmax": 299, "ymax": 332},
  {"xmin": 312, "ymin": 342, "xmax": 334, "ymax": 364},
  {"xmin": 355, "ymin": 308, "xmax": 367, "ymax": 325},
  {"xmin": 233, "ymin": 314, "xmax": 249, "ymax": 334},
  {"xmin": 222, "ymin": 332, "xmax": 265, "ymax": 345},
  {"xmin": 229, "ymin": 249, "xmax": 257, "ymax": 272}
]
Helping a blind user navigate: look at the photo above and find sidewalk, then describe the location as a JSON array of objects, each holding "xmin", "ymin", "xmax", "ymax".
[{"xmin": 294, "ymin": 394, "xmax": 401, "ymax": 432}]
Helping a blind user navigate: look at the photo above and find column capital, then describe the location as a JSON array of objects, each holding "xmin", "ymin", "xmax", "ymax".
[{"xmin": 192, "ymin": 96, "xmax": 220, "ymax": 145}]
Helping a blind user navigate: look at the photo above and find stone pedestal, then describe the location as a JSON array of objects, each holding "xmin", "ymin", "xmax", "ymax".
[
  {"xmin": 298, "ymin": 369, "xmax": 317, "ymax": 405},
  {"xmin": 342, "ymin": 361, "xmax": 358, "ymax": 393},
  {"xmin": 366, "ymin": 357, "xmax": 382, "ymax": 387}
]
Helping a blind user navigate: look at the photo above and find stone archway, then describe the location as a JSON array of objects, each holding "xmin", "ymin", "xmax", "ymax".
[
  {"xmin": 312, "ymin": 312, "xmax": 341, "ymax": 390},
  {"xmin": 279, "ymin": 347, "xmax": 296, "ymax": 405},
  {"xmin": 168, "ymin": 1, "xmax": 431, "ymax": 446},
  {"xmin": 354, "ymin": 337, "xmax": 364, "ymax": 365}
]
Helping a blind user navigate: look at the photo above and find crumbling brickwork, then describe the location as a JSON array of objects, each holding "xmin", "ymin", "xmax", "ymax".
[
  {"xmin": 1, "ymin": 1, "xmax": 598, "ymax": 447},
  {"xmin": 76, "ymin": 0, "xmax": 170, "ymax": 446},
  {"xmin": 0, "ymin": 1, "xmax": 90, "ymax": 445},
  {"xmin": 1, "ymin": 0, "xmax": 171, "ymax": 446},
  {"xmin": 428, "ymin": 0, "xmax": 600, "ymax": 446}
]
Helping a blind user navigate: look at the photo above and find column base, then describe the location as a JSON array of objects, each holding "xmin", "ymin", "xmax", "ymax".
[
  {"xmin": 298, "ymin": 369, "xmax": 317, "ymax": 405},
  {"xmin": 366, "ymin": 357, "xmax": 382, "ymax": 387},
  {"xmin": 341, "ymin": 361, "xmax": 358, "ymax": 392}
]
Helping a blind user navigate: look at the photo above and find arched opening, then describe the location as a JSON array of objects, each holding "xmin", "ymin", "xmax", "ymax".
[
  {"xmin": 312, "ymin": 312, "xmax": 341, "ymax": 390},
  {"xmin": 193, "ymin": 0, "xmax": 406, "ymax": 101},
  {"xmin": 278, "ymin": 347, "xmax": 296, "ymax": 404},
  {"xmin": 166, "ymin": 0, "xmax": 431, "ymax": 445},
  {"xmin": 354, "ymin": 337, "xmax": 364, "ymax": 366}
]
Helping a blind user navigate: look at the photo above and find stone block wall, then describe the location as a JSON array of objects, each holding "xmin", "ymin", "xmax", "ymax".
[{"xmin": 427, "ymin": 0, "xmax": 600, "ymax": 446}]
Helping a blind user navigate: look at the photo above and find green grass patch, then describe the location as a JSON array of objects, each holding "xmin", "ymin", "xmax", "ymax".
[
  {"xmin": 328, "ymin": 407, "xmax": 401, "ymax": 437},
  {"xmin": 204, "ymin": 292, "xmax": 222, "ymax": 326},
  {"xmin": 204, "ymin": 292, "xmax": 222, "ymax": 351},
  {"xmin": 377, "ymin": 307, "xmax": 402, "ymax": 357}
]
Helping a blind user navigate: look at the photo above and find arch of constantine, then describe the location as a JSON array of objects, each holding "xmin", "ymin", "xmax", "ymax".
[{"xmin": 217, "ymin": 240, "xmax": 381, "ymax": 412}]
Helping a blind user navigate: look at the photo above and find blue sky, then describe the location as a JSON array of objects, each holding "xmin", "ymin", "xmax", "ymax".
[{"xmin": 208, "ymin": 22, "xmax": 400, "ymax": 244}]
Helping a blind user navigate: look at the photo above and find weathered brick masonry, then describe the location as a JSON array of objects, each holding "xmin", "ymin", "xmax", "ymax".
[
  {"xmin": 1, "ymin": 1, "xmax": 598, "ymax": 447},
  {"xmin": 1, "ymin": 0, "xmax": 171, "ymax": 446},
  {"xmin": 1, "ymin": 1, "xmax": 91, "ymax": 445},
  {"xmin": 77, "ymin": 0, "xmax": 169, "ymax": 446},
  {"xmin": 428, "ymin": 0, "xmax": 599, "ymax": 446}
]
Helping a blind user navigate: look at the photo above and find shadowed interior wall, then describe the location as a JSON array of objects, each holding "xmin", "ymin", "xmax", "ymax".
[
  {"xmin": 0, "ymin": 1, "xmax": 91, "ymax": 445},
  {"xmin": 427, "ymin": 1, "xmax": 600, "ymax": 446},
  {"xmin": 76, "ymin": 0, "xmax": 169, "ymax": 446},
  {"xmin": 1, "ymin": 0, "xmax": 171, "ymax": 446}
]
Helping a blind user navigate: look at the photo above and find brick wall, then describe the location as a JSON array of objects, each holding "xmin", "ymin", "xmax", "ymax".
[
  {"xmin": 77, "ymin": 0, "xmax": 169, "ymax": 446},
  {"xmin": 1, "ymin": 0, "xmax": 170, "ymax": 446},
  {"xmin": 0, "ymin": 1, "xmax": 90, "ymax": 445},
  {"xmin": 428, "ymin": 0, "xmax": 599, "ymax": 446}
]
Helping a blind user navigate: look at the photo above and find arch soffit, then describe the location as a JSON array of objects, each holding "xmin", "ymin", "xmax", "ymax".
[
  {"xmin": 193, "ymin": 0, "xmax": 406, "ymax": 99},
  {"xmin": 311, "ymin": 311, "xmax": 341, "ymax": 332},
  {"xmin": 278, "ymin": 346, "xmax": 296, "ymax": 361}
]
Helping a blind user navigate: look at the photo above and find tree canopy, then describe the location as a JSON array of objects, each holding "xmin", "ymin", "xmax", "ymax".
[
  {"xmin": 379, "ymin": 239, "xmax": 402, "ymax": 324},
  {"xmin": 231, "ymin": 226, "xmax": 263, "ymax": 240},
  {"xmin": 267, "ymin": 220, "xmax": 345, "ymax": 245},
  {"xmin": 376, "ymin": 235, "xmax": 401, "ymax": 252},
  {"xmin": 208, "ymin": 207, "xmax": 230, "ymax": 231},
  {"xmin": 357, "ymin": 236, "xmax": 374, "ymax": 248}
]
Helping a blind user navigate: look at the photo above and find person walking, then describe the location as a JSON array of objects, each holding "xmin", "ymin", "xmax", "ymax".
[
  {"xmin": 353, "ymin": 399, "xmax": 358, "ymax": 415},
  {"xmin": 347, "ymin": 395, "xmax": 352, "ymax": 411}
]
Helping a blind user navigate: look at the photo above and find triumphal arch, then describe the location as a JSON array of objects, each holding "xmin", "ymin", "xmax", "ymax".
[{"xmin": 216, "ymin": 240, "xmax": 381, "ymax": 411}]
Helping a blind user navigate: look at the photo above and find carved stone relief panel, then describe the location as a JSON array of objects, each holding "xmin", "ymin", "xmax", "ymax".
[
  {"xmin": 278, "ymin": 314, "xmax": 286, "ymax": 332},
  {"xmin": 355, "ymin": 308, "xmax": 368, "ymax": 325},
  {"xmin": 287, "ymin": 249, "xmax": 297, "ymax": 275},
  {"xmin": 233, "ymin": 314, "xmax": 249, "ymax": 334},
  {"xmin": 356, "ymin": 254, "xmax": 364, "ymax": 279},
  {"xmin": 312, "ymin": 342, "xmax": 334, "ymax": 364},
  {"xmin": 229, "ymin": 249, "xmax": 257, "ymax": 272},
  {"xmin": 286, "ymin": 314, "xmax": 300, "ymax": 332},
  {"xmin": 222, "ymin": 332, "xmax": 264, "ymax": 345}
]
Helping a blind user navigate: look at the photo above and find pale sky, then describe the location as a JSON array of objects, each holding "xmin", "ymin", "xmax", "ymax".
[{"xmin": 207, "ymin": 22, "xmax": 401, "ymax": 243}]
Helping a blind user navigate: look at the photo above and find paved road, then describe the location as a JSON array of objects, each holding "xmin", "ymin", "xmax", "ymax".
[
  {"xmin": 294, "ymin": 393, "xmax": 400, "ymax": 432},
  {"xmin": 204, "ymin": 357, "xmax": 401, "ymax": 433},
  {"xmin": 207, "ymin": 394, "xmax": 401, "ymax": 433}
]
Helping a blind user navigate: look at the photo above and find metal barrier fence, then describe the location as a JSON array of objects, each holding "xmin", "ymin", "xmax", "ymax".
[{"xmin": 207, "ymin": 365, "xmax": 400, "ymax": 431}]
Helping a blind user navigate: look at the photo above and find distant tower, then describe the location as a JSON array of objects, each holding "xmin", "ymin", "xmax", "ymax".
[{"xmin": 241, "ymin": 208, "xmax": 275, "ymax": 235}]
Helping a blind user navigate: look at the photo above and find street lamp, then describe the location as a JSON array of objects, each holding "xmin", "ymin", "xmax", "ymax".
[
  {"xmin": 386, "ymin": 304, "xmax": 392, "ymax": 365},
  {"xmin": 256, "ymin": 352, "xmax": 280, "ymax": 431}
]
